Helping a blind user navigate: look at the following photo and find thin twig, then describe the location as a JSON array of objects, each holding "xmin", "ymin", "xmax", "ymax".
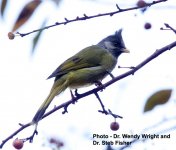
[
  {"xmin": 0, "ymin": 123, "xmax": 31, "ymax": 148},
  {"xmin": 94, "ymin": 92, "xmax": 108, "ymax": 114},
  {"xmin": 164, "ymin": 23, "xmax": 176, "ymax": 34},
  {"xmin": 118, "ymin": 66, "xmax": 135, "ymax": 69},
  {"xmin": 15, "ymin": 0, "xmax": 167, "ymax": 37}
]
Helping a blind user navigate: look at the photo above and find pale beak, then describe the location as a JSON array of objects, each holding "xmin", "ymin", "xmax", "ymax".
[{"xmin": 122, "ymin": 48, "xmax": 130, "ymax": 53}]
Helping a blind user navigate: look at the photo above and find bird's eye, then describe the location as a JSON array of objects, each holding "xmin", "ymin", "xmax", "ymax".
[{"xmin": 113, "ymin": 42, "xmax": 119, "ymax": 47}]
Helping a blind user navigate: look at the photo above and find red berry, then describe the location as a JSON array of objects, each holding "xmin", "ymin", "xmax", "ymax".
[
  {"xmin": 137, "ymin": 0, "xmax": 147, "ymax": 8},
  {"xmin": 8, "ymin": 32, "xmax": 15, "ymax": 40},
  {"xmin": 12, "ymin": 139, "xmax": 24, "ymax": 149},
  {"xmin": 110, "ymin": 122, "xmax": 120, "ymax": 131},
  {"xmin": 144, "ymin": 22, "xmax": 152, "ymax": 29}
]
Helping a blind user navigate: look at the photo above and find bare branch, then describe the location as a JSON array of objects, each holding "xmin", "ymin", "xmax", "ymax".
[
  {"xmin": 160, "ymin": 23, "xmax": 176, "ymax": 34},
  {"xmin": 164, "ymin": 23, "xmax": 176, "ymax": 34},
  {"xmin": 0, "ymin": 123, "xmax": 31, "ymax": 148},
  {"xmin": 14, "ymin": 0, "xmax": 167, "ymax": 38}
]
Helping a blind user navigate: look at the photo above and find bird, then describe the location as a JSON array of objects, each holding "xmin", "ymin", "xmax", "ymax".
[{"xmin": 32, "ymin": 29, "xmax": 129, "ymax": 124}]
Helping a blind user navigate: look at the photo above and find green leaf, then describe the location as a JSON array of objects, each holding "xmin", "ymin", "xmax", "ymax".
[
  {"xmin": 144, "ymin": 89, "xmax": 172, "ymax": 113},
  {"xmin": 1, "ymin": 0, "xmax": 8, "ymax": 18},
  {"xmin": 32, "ymin": 19, "xmax": 47, "ymax": 55}
]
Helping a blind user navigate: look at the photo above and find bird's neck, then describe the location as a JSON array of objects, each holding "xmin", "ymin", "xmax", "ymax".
[
  {"xmin": 97, "ymin": 42, "xmax": 121, "ymax": 59},
  {"xmin": 109, "ymin": 49, "xmax": 122, "ymax": 58}
]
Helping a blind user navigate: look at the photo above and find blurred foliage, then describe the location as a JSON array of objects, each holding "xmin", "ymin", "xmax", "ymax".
[
  {"xmin": 11, "ymin": 0, "xmax": 42, "ymax": 32},
  {"xmin": 144, "ymin": 89, "xmax": 172, "ymax": 112},
  {"xmin": 0, "ymin": 0, "xmax": 7, "ymax": 18},
  {"xmin": 0, "ymin": 0, "xmax": 61, "ymax": 54},
  {"xmin": 51, "ymin": 0, "xmax": 62, "ymax": 6},
  {"xmin": 32, "ymin": 19, "xmax": 47, "ymax": 54}
]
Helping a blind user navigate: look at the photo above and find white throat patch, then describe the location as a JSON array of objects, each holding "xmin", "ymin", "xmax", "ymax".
[{"xmin": 104, "ymin": 41, "xmax": 116, "ymax": 49}]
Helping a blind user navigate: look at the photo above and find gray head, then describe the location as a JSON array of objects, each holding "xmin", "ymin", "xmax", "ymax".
[{"xmin": 97, "ymin": 29, "xmax": 129, "ymax": 58}]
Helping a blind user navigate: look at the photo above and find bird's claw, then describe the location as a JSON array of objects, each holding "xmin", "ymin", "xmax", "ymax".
[{"xmin": 95, "ymin": 81, "xmax": 105, "ymax": 91}]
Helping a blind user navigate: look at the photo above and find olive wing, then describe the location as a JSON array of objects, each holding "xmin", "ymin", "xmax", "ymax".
[{"xmin": 47, "ymin": 45, "xmax": 108, "ymax": 80}]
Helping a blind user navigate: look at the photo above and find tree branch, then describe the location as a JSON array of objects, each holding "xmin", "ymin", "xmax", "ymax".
[
  {"xmin": 14, "ymin": 0, "xmax": 167, "ymax": 37},
  {"xmin": 1, "ymin": 37, "xmax": 176, "ymax": 148},
  {"xmin": 0, "ymin": 123, "xmax": 31, "ymax": 148},
  {"xmin": 164, "ymin": 23, "xmax": 176, "ymax": 34}
]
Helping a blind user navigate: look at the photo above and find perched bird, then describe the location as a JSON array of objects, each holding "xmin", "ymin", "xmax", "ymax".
[{"xmin": 32, "ymin": 29, "xmax": 129, "ymax": 124}]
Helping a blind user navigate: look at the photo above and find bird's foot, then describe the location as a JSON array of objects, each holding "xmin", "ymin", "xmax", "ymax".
[
  {"xmin": 95, "ymin": 81, "xmax": 105, "ymax": 91},
  {"xmin": 74, "ymin": 89, "xmax": 80, "ymax": 98},
  {"xmin": 70, "ymin": 89, "xmax": 80, "ymax": 104},
  {"xmin": 107, "ymin": 71, "xmax": 115, "ymax": 79}
]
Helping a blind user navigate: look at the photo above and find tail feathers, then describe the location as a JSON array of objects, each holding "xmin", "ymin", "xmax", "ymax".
[
  {"xmin": 32, "ymin": 91, "xmax": 56, "ymax": 124},
  {"xmin": 32, "ymin": 80, "xmax": 67, "ymax": 124}
]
